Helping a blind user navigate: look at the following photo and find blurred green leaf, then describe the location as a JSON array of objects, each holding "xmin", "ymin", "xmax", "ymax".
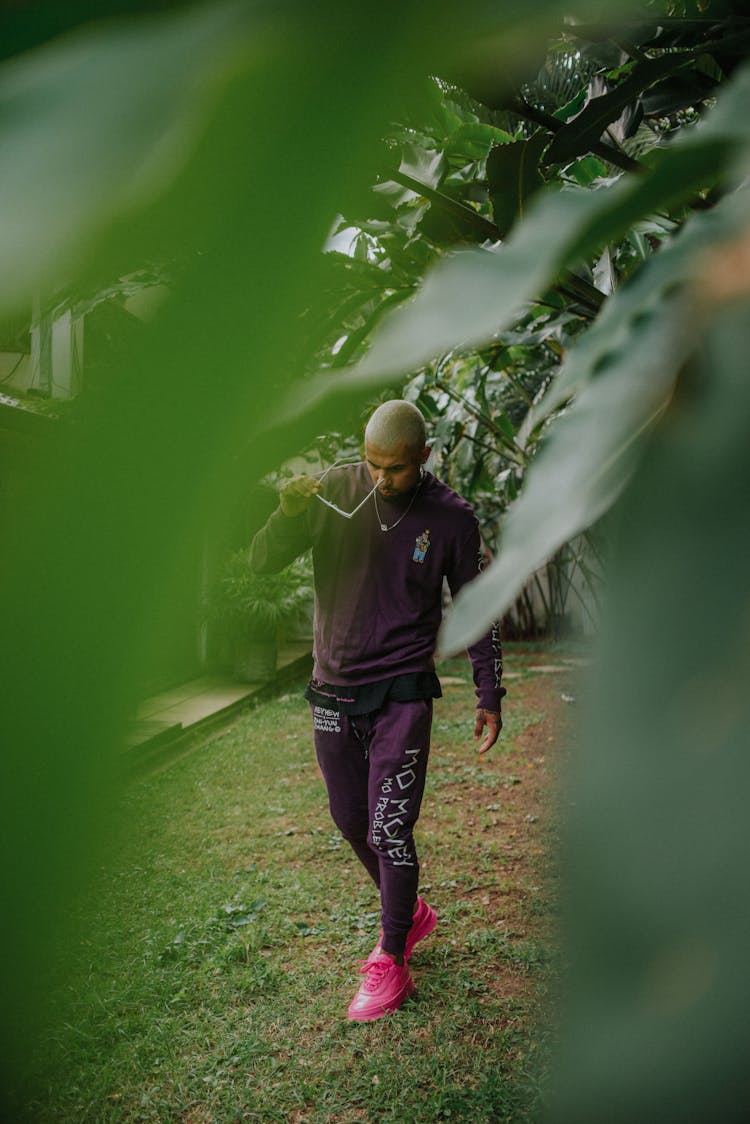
[
  {"xmin": 5, "ymin": 1, "xmax": 525, "ymax": 1106},
  {"xmin": 439, "ymin": 283, "xmax": 691, "ymax": 653},
  {"xmin": 531, "ymin": 188, "xmax": 746, "ymax": 426},
  {"xmin": 0, "ymin": 1, "xmax": 249, "ymax": 310},
  {"xmin": 440, "ymin": 178, "xmax": 750, "ymax": 652},
  {"xmin": 553, "ymin": 283, "xmax": 750, "ymax": 1124}
]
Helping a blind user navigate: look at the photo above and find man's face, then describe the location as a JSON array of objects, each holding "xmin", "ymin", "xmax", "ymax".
[{"xmin": 364, "ymin": 439, "xmax": 429, "ymax": 498}]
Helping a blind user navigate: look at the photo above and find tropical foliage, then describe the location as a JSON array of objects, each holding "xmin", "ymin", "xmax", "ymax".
[
  {"xmin": 204, "ymin": 550, "xmax": 312, "ymax": 632},
  {"xmin": 2, "ymin": 2, "xmax": 750, "ymax": 1122},
  {"xmin": 293, "ymin": 1, "xmax": 750, "ymax": 635}
]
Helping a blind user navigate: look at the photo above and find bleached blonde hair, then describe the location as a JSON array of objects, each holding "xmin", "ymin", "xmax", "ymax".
[{"xmin": 364, "ymin": 400, "xmax": 426, "ymax": 452}]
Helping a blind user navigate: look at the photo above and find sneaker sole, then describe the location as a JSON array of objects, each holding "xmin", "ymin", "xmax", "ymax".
[{"xmin": 347, "ymin": 977, "xmax": 415, "ymax": 1023}]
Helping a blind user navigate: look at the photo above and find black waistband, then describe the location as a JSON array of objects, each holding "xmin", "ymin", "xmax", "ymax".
[{"xmin": 304, "ymin": 672, "xmax": 442, "ymax": 715}]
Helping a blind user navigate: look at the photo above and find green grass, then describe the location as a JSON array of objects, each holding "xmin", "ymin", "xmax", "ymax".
[{"xmin": 21, "ymin": 645, "xmax": 563, "ymax": 1123}]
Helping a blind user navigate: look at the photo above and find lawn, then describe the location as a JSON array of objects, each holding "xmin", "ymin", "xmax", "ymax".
[{"xmin": 23, "ymin": 642, "xmax": 579, "ymax": 1123}]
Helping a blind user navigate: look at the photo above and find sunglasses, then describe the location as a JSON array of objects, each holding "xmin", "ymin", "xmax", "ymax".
[{"xmin": 312, "ymin": 458, "xmax": 381, "ymax": 519}]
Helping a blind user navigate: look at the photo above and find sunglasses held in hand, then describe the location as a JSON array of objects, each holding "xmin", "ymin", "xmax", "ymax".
[{"xmin": 312, "ymin": 459, "xmax": 381, "ymax": 519}]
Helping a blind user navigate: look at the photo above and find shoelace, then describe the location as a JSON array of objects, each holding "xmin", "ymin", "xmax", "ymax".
[{"xmin": 358, "ymin": 957, "xmax": 394, "ymax": 991}]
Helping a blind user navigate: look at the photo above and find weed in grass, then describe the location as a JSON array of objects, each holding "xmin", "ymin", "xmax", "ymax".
[{"xmin": 464, "ymin": 926, "xmax": 508, "ymax": 953}]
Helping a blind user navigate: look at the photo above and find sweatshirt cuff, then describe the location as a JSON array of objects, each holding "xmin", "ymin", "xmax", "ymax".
[
  {"xmin": 477, "ymin": 686, "xmax": 506, "ymax": 712},
  {"xmin": 268, "ymin": 506, "xmax": 307, "ymax": 537},
  {"xmin": 272, "ymin": 505, "xmax": 305, "ymax": 522}
]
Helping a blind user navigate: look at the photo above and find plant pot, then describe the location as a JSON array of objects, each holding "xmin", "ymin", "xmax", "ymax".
[
  {"xmin": 232, "ymin": 633, "xmax": 278, "ymax": 684},
  {"xmin": 281, "ymin": 602, "xmax": 315, "ymax": 644}
]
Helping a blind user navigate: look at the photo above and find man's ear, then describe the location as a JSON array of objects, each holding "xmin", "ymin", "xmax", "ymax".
[{"xmin": 420, "ymin": 445, "xmax": 431, "ymax": 465}]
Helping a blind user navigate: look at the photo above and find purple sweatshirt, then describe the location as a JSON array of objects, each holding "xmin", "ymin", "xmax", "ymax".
[{"xmin": 249, "ymin": 464, "xmax": 504, "ymax": 712}]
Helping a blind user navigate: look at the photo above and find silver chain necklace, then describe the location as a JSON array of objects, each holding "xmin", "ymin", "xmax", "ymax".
[{"xmin": 373, "ymin": 478, "xmax": 423, "ymax": 532}]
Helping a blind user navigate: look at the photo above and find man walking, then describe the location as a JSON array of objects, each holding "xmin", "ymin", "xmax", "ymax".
[{"xmin": 249, "ymin": 400, "xmax": 504, "ymax": 1021}]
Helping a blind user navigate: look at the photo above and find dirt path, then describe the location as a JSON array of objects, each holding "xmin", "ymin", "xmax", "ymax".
[{"xmin": 419, "ymin": 649, "xmax": 579, "ymax": 1006}]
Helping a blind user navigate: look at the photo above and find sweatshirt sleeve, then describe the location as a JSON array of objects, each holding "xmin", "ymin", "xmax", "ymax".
[
  {"xmin": 446, "ymin": 518, "xmax": 506, "ymax": 712},
  {"xmin": 248, "ymin": 506, "xmax": 312, "ymax": 574}
]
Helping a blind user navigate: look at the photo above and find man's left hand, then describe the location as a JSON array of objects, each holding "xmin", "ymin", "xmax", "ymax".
[{"xmin": 474, "ymin": 708, "xmax": 502, "ymax": 755}]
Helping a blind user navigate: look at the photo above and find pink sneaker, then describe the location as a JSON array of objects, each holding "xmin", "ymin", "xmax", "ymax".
[
  {"xmin": 347, "ymin": 955, "xmax": 415, "ymax": 1022},
  {"xmin": 369, "ymin": 896, "xmax": 437, "ymax": 962}
]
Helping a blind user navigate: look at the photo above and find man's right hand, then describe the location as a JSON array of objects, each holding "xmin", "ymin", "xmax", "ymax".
[{"xmin": 279, "ymin": 474, "xmax": 321, "ymax": 518}]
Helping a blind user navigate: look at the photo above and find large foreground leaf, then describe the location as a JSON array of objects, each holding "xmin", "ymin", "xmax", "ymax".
[
  {"xmin": 0, "ymin": 1, "xmax": 248, "ymax": 309},
  {"xmin": 3, "ymin": 1, "xmax": 518, "ymax": 1107},
  {"xmin": 440, "ymin": 290, "xmax": 688, "ymax": 650},
  {"xmin": 439, "ymin": 184, "xmax": 750, "ymax": 652},
  {"xmin": 553, "ymin": 283, "xmax": 750, "ymax": 1124},
  {"xmin": 530, "ymin": 191, "xmax": 746, "ymax": 425}
]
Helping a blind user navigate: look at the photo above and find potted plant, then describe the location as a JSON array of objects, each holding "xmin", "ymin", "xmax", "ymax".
[{"xmin": 204, "ymin": 549, "xmax": 313, "ymax": 683}]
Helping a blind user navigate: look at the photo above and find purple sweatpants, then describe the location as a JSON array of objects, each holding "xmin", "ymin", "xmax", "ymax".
[{"xmin": 311, "ymin": 698, "xmax": 432, "ymax": 957}]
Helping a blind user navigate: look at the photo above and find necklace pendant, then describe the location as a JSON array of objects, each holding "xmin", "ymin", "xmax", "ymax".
[{"xmin": 373, "ymin": 476, "xmax": 423, "ymax": 532}]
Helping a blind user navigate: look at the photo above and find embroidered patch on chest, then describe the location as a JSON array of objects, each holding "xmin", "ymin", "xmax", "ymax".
[{"xmin": 412, "ymin": 529, "xmax": 431, "ymax": 563}]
